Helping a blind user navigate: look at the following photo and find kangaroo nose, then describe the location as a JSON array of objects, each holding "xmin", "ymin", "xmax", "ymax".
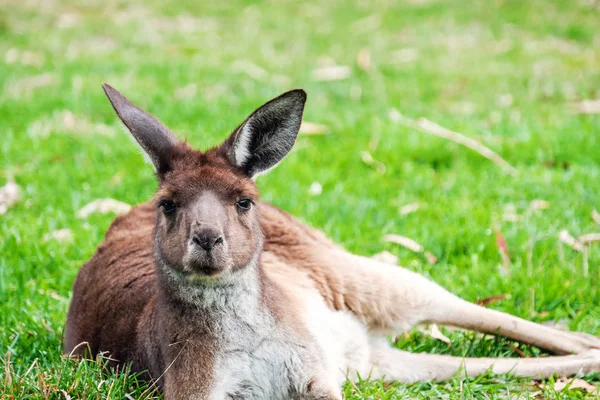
[{"xmin": 192, "ymin": 228, "xmax": 223, "ymax": 252}]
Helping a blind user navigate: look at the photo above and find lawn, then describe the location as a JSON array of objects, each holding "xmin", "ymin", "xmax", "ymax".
[{"xmin": 1, "ymin": 0, "xmax": 599, "ymax": 398}]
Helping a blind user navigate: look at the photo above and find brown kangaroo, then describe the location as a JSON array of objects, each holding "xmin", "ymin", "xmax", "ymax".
[{"xmin": 64, "ymin": 84, "xmax": 600, "ymax": 399}]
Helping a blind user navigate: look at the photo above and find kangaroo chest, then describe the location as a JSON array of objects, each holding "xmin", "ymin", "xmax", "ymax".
[
  {"xmin": 159, "ymin": 265, "xmax": 372, "ymax": 399},
  {"xmin": 206, "ymin": 291, "xmax": 372, "ymax": 399},
  {"xmin": 163, "ymin": 270, "xmax": 316, "ymax": 400},
  {"xmin": 204, "ymin": 307, "xmax": 309, "ymax": 399}
]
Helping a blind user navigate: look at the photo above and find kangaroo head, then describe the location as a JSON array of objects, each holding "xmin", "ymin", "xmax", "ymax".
[{"xmin": 102, "ymin": 84, "xmax": 306, "ymax": 281}]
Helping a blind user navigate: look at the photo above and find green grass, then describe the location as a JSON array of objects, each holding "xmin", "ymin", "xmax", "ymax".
[{"xmin": 1, "ymin": 0, "xmax": 599, "ymax": 398}]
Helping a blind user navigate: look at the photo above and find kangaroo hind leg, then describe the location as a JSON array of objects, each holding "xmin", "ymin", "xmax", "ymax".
[
  {"xmin": 364, "ymin": 338, "xmax": 600, "ymax": 383},
  {"xmin": 338, "ymin": 253, "xmax": 600, "ymax": 355},
  {"xmin": 433, "ymin": 297, "xmax": 600, "ymax": 355}
]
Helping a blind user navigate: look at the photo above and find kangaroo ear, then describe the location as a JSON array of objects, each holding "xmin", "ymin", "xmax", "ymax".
[
  {"xmin": 102, "ymin": 83, "xmax": 178, "ymax": 175},
  {"xmin": 226, "ymin": 89, "xmax": 306, "ymax": 178}
]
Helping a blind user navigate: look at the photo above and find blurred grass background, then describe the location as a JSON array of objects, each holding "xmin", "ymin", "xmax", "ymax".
[{"xmin": 1, "ymin": 0, "xmax": 599, "ymax": 398}]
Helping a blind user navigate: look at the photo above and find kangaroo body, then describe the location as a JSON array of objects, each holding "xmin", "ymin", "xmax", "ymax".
[
  {"xmin": 64, "ymin": 85, "xmax": 600, "ymax": 400},
  {"xmin": 65, "ymin": 202, "xmax": 370, "ymax": 398}
]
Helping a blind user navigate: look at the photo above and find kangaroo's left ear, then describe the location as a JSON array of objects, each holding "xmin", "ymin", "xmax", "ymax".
[
  {"xmin": 224, "ymin": 89, "xmax": 306, "ymax": 178},
  {"xmin": 102, "ymin": 83, "xmax": 179, "ymax": 178}
]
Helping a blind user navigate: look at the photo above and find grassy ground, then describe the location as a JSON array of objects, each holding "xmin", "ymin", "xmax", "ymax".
[{"xmin": 1, "ymin": 0, "xmax": 599, "ymax": 398}]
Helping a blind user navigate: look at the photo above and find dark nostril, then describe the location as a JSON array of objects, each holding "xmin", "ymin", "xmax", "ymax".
[
  {"xmin": 214, "ymin": 237, "xmax": 223, "ymax": 246},
  {"xmin": 192, "ymin": 234, "xmax": 212, "ymax": 251},
  {"xmin": 192, "ymin": 234, "xmax": 203, "ymax": 247}
]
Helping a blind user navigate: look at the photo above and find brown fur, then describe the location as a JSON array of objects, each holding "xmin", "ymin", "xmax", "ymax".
[
  {"xmin": 65, "ymin": 85, "xmax": 340, "ymax": 399},
  {"xmin": 64, "ymin": 198, "xmax": 341, "ymax": 396},
  {"xmin": 65, "ymin": 85, "xmax": 600, "ymax": 399}
]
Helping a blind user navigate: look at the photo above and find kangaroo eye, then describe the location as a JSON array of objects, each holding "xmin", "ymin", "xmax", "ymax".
[
  {"xmin": 159, "ymin": 199, "xmax": 176, "ymax": 215},
  {"xmin": 236, "ymin": 199, "xmax": 252, "ymax": 211}
]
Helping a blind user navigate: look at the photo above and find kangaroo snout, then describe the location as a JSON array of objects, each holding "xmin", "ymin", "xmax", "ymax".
[
  {"xmin": 185, "ymin": 223, "xmax": 228, "ymax": 275},
  {"xmin": 192, "ymin": 228, "xmax": 224, "ymax": 252}
]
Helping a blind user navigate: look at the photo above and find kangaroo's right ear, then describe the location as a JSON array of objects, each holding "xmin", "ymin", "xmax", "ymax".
[
  {"xmin": 224, "ymin": 89, "xmax": 307, "ymax": 178},
  {"xmin": 102, "ymin": 83, "xmax": 178, "ymax": 175}
]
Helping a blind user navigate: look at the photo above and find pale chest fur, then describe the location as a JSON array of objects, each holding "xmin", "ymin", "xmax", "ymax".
[
  {"xmin": 169, "ymin": 266, "xmax": 316, "ymax": 400},
  {"xmin": 206, "ymin": 290, "xmax": 371, "ymax": 400},
  {"xmin": 299, "ymin": 289, "xmax": 372, "ymax": 386},
  {"xmin": 166, "ymin": 260, "xmax": 375, "ymax": 400},
  {"xmin": 262, "ymin": 255, "xmax": 374, "ymax": 387},
  {"xmin": 208, "ymin": 310, "xmax": 309, "ymax": 399}
]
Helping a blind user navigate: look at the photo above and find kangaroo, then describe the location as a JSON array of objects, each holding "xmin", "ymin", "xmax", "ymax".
[{"xmin": 64, "ymin": 84, "xmax": 600, "ymax": 399}]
